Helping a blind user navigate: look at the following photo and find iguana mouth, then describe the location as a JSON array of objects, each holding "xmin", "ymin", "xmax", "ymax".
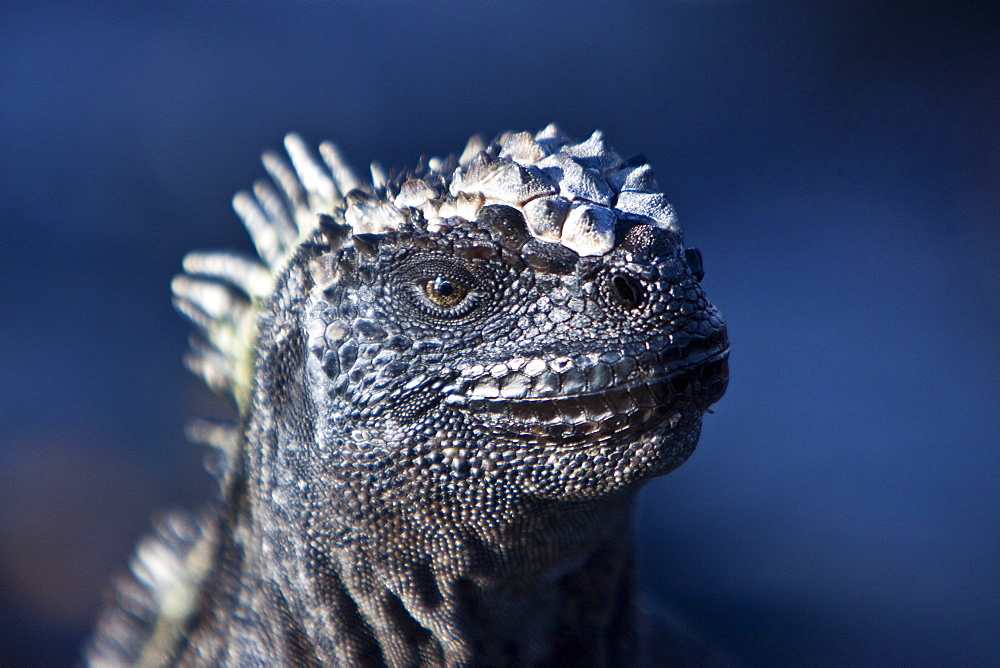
[{"xmin": 449, "ymin": 342, "xmax": 729, "ymax": 445}]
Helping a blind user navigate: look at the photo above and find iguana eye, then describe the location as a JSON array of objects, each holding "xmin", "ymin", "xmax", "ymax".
[
  {"xmin": 424, "ymin": 275, "xmax": 469, "ymax": 308},
  {"xmin": 393, "ymin": 255, "xmax": 493, "ymax": 323}
]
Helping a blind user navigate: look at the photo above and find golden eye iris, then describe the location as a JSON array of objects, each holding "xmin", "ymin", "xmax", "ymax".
[{"xmin": 425, "ymin": 275, "xmax": 468, "ymax": 307}]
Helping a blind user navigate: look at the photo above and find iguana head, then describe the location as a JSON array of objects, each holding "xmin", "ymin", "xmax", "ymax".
[{"xmin": 176, "ymin": 125, "xmax": 727, "ymax": 506}]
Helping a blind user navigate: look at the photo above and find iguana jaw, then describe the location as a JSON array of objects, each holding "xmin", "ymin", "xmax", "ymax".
[
  {"xmin": 450, "ymin": 350, "xmax": 727, "ymax": 446},
  {"xmin": 439, "ymin": 314, "xmax": 729, "ymax": 445}
]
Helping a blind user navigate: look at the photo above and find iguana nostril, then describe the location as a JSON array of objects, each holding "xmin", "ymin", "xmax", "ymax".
[{"xmin": 610, "ymin": 273, "xmax": 644, "ymax": 309}]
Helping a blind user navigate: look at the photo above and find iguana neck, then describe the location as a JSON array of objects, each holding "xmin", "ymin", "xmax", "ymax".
[{"xmin": 241, "ymin": 475, "xmax": 638, "ymax": 666}]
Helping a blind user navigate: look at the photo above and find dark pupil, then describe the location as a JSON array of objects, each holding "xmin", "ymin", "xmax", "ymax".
[{"xmin": 433, "ymin": 276, "xmax": 454, "ymax": 297}]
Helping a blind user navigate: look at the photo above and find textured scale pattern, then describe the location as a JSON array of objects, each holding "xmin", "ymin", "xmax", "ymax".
[{"xmin": 87, "ymin": 126, "xmax": 729, "ymax": 667}]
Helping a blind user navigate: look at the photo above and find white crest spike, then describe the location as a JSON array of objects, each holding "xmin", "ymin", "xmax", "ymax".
[
  {"xmin": 369, "ymin": 161, "xmax": 388, "ymax": 192},
  {"xmin": 251, "ymin": 180, "xmax": 298, "ymax": 246},
  {"xmin": 181, "ymin": 251, "xmax": 273, "ymax": 299},
  {"xmin": 231, "ymin": 191, "xmax": 286, "ymax": 268},
  {"xmin": 459, "ymin": 134, "xmax": 486, "ymax": 167},
  {"xmin": 283, "ymin": 133, "xmax": 339, "ymax": 219},
  {"xmin": 318, "ymin": 141, "xmax": 364, "ymax": 196}
]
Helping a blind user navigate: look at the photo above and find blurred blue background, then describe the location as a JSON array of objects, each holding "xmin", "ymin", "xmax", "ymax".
[{"xmin": 1, "ymin": 2, "xmax": 996, "ymax": 665}]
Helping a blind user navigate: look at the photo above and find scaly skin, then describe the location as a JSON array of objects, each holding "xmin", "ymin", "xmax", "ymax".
[{"xmin": 87, "ymin": 126, "xmax": 728, "ymax": 667}]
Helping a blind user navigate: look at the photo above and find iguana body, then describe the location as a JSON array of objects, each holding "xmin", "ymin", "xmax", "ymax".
[{"xmin": 88, "ymin": 126, "xmax": 729, "ymax": 666}]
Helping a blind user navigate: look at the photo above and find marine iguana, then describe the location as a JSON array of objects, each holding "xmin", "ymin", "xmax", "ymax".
[{"xmin": 86, "ymin": 125, "xmax": 729, "ymax": 666}]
